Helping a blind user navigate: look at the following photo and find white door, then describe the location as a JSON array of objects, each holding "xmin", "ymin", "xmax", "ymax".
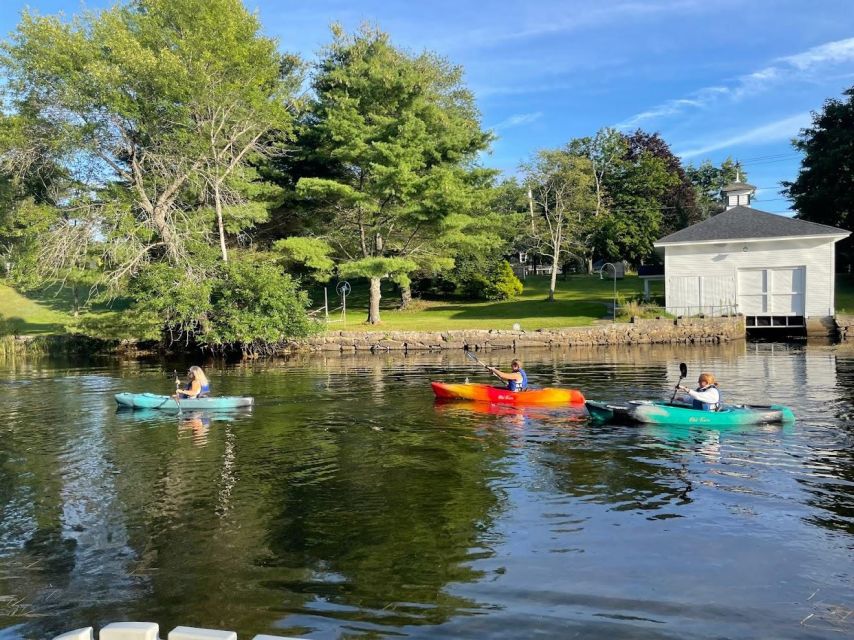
[
  {"xmin": 738, "ymin": 267, "xmax": 805, "ymax": 316},
  {"xmin": 770, "ymin": 267, "xmax": 805, "ymax": 314},
  {"xmin": 700, "ymin": 275, "xmax": 736, "ymax": 315}
]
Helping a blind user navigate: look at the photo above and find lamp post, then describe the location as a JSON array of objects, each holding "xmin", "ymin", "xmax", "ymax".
[{"xmin": 600, "ymin": 262, "xmax": 617, "ymax": 321}]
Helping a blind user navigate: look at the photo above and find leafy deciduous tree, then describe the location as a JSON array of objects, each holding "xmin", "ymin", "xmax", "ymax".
[
  {"xmin": 523, "ymin": 150, "xmax": 596, "ymax": 301},
  {"xmin": 783, "ymin": 86, "xmax": 854, "ymax": 268},
  {"xmin": 686, "ymin": 157, "xmax": 743, "ymax": 219},
  {"xmin": 1, "ymin": 0, "xmax": 300, "ymax": 286}
]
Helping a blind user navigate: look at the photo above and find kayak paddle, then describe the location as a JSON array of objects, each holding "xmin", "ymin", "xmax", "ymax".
[
  {"xmin": 670, "ymin": 362, "xmax": 688, "ymax": 403},
  {"xmin": 465, "ymin": 350, "xmax": 503, "ymax": 381},
  {"xmin": 173, "ymin": 369, "xmax": 183, "ymax": 415}
]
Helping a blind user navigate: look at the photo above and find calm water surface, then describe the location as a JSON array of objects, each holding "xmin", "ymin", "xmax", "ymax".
[{"xmin": 0, "ymin": 342, "xmax": 852, "ymax": 639}]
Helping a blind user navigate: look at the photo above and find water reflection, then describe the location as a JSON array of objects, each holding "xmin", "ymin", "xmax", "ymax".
[{"xmin": 0, "ymin": 343, "xmax": 851, "ymax": 638}]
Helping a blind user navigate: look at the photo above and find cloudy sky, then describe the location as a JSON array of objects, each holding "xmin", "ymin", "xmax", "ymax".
[{"xmin": 3, "ymin": 0, "xmax": 854, "ymax": 213}]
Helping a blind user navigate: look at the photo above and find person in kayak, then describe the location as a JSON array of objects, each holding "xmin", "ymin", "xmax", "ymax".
[
  {"xmin": 488, "ymin": 359, "xmax": 528, "ymax": 392},
  {"xmin": 176, "ymin": 366, "xmax": 211, "ymax": 399},
  {"xmin": 678, "ymin": 372, "xmax": 721, "ymax": 411}
]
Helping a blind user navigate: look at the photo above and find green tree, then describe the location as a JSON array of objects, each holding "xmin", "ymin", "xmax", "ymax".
[
  {"xmin": 523, "ymin": 149, "xmax": 597, "ymax": 301},
  {"xmin": 130, "ymin": 254, "xmax": 318, "ymax": 353},
  {"xmin": 284, "ymin": 25, "xmax": 492, "ymax": 324},
  {"xmin": 624, "ymin": 130, "xmax": 700, "ymax": 235},
  {"xmin": 596, "ymin": 136, "xmax": 678, "ymax": 264},
  {"xmin": 783, "ymin": 86, "xmax": 854, "ymax": 268},
  {"xmin": 566, "ymin": 129, "xmax": 623, "ymax": 273},
  {"xmin": 1, "ymin": 0, "xmax": 301, "ymax": 289},
  {"xmin": 686, "ymin": 158, "xmax": 743, "ymax": 219}
]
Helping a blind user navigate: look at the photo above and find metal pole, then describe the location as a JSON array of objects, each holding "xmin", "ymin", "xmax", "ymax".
[
  {"xmin": 342, "ymin": 290, "xmax": 346, "ymax": 325},
  {"xmin": 613, "ymin": 267, "xmax": 617, "ymax": 322},
  {"xmin": 324, "ymin": 287, "xmax": 329, "ymax": 323}
]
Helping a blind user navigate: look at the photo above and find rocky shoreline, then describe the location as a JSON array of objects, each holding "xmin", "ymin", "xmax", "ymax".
[{"xmin": 291, "ymin": 316, "xmax": 747, "ymax": 352}]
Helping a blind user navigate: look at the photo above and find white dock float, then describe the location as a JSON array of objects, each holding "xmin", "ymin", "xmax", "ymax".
[
  {"xmin": 52, "ymin": 625, "xmax": 305, "ymax": 640},
  {"xmin": 101, "ymin": 622, "xmax": 160, "ymax": 640},
  {"xmin": 54, "ymin": 629, "xmax": 94, "ymax": 640}
]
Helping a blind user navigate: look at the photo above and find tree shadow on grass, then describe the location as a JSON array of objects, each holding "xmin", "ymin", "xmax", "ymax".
[
  {"xmin": 422, "ymin": 300, "xmax": 607, "ymax": 322},
  {"xmin": 1, "ymin": 316, "xmax": 66, "ymax": 336},
  {"xmin": 21, "ymin": 285, "xmax": 132, "ymax": 315}
]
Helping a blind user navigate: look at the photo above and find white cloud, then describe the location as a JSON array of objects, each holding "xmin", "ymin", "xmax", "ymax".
[
  {"xmin": 778, "ymin": 37, "xmax": 854, "ymax": 70},
  {"xmin": 491, "ymin": 111, "xmax": 544, "ymax": 130},
  {"xmin": 618, "ymin": 36, "xmax": 854, "ymax": 129},
  {"xmin": 439, "ymin": 0, "xmax": 710, "ymax": 51},
  {"xmin": 676, "ymin": 112, "xmax": 811, "ymax": 159}
]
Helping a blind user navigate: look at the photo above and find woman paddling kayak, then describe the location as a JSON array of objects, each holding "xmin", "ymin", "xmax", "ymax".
[
  {"xmin": 488, "ymin": 359, "xmax": 528, "ymax": 392},
  {"xmin": 175, "ymin": 366, "xmax": 211, "ymax": 399},
  {"xmin": 677, "ymin": 372, "xmax": 721, "ymax": 411}
]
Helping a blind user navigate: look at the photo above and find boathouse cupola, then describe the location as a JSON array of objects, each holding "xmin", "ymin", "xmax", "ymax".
[{"xmin": 721, "ymin": 167, "xmax": 756, "ymax": 210}]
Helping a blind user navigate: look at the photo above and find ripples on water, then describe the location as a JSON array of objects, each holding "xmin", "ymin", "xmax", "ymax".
[{"xmin": 0, "ymin": 343, "xmax": 852, "ymax": 639}]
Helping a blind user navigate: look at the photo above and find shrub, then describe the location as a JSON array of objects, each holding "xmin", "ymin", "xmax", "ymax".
[
  {"xmin": 483, "ymin": 260, "xmax": 524, "ymax": 300},
  {"xmin": 459, "ymin": 260, "xmax": 523, "ymax": 301},
  {"xmin": 130, "ymin": 258, "xmax": 320, "ymax": 353},
  {"xmin": 206, "ymin": 261, "xmax": 320, "ymax": 353}
]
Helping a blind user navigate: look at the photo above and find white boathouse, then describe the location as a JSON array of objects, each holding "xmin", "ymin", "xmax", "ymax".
[{"xmin": 654, "ymin": 180, "xmax": 849, "ymax": 333}]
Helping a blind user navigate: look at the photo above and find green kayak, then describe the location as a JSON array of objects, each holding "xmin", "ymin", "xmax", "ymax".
[
  {"xmin": 585, "ymin": 400, "xmax": 795, "ymax": 426},
  {"xmin": 115, "ymin": 392, "xmax": 254, "ymax": 410}
]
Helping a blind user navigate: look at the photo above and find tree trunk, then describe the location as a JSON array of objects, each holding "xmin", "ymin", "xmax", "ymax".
[
  {"xmin": 399, "ymin": 282, "xmax": 412, "ymax": 310},
  {"xmin": 72, "ymin": 285, "xmax": 80, "ymax": 317},
  {"xmin": 215, "ymin": 181, "xmax": 228, "ymax": 263},
  {"xmin": 587, "ymin": 257, "xmax": 594, "ymax": 275},
  {"xmin": 367, "ymin": 277, "xmax": 382, "ymax": 324},
  {"xmin": 152, "ymin": 206, "xmax": 180, "ymax": 264},
  {"xmin": 549, "ymin": 252, "xmax": 559, "ymax": 302}
]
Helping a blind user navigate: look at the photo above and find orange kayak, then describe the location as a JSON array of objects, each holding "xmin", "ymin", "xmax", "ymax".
[{"xmin": 431, "ymin": 382, "xmax": 585, "ymax": 405}]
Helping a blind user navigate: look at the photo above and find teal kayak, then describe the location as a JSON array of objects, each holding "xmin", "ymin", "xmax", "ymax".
[
  {"xmin": 585, "ymin": 400, "xmax": 795, "ymax": 426},
  {"xmin": 115, "ymin": 392, "xmax": 254, "ymax": 410}
]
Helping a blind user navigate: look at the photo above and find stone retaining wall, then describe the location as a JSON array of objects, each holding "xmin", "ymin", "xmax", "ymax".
[{"xmin": 290, "ymin": 316, "xmax": 745, "ymax": 353}]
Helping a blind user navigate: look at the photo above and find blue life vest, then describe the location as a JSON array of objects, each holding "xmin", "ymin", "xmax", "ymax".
[
  {"xmin": 186, "ymin": 382, "xmax": 211, "ymax": 397},
  {"xmin": 692, "ymin": 385, "xmax": 721, "ymax": 411},
  {"xmin": 507, "ymin": 369, "xmax": 528, "ymax": 392}
]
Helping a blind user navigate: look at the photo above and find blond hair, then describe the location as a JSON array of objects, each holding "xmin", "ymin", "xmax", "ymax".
[
  {"xmin": 698, "ymin": 372, "xmax": 717, "ymax": 387},
  {"xmin": 189, "ymin": 366, "xmax": 209, "ymax": 386}
]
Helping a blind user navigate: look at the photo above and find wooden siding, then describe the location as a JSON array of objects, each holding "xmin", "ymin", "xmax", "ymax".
[{"xmin": 663, "ymin": 237, "xmax": 836, "ymax": 317}]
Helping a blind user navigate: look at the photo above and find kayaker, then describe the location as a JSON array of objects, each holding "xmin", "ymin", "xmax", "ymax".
[
  {"xmin": 678, "ymin": 372, "xmax": 721, "ymax": 411},
  {"xmin": 176, "ymin": 366, "xmax": 211, "ymax": 399},
  {"xmin": 488, "ymin": 359, "xmax": 528, "ymax": 392}
]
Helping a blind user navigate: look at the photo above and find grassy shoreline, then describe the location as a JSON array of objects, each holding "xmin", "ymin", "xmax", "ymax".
[{"xmin": 2, "ymin": 273, "xmax": 853, "ymax": 340}]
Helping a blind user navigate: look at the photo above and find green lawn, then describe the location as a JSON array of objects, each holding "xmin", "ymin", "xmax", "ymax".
[
  {"xmin": 9, "ymin": 272, "xmax": 850, "ymax": 338},
  {"xmin": 0, "ymin": 282, "xmax": 73, "ymax": 334},
  {"xmin": 0, "ymin": 282, "xmax": 158, "ymax": 339},
  {"xmin": 313, "ymin": 275, "xmax": 663, "ymax": 331},
  {"xmin": 837, "ymin": 274, "xmax": 854, "ymax": 313}
]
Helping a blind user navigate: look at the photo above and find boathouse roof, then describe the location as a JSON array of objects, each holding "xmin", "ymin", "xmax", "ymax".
[{"xmin": 655, "ymin": 206, "xmax": 849, "ymax": 246}]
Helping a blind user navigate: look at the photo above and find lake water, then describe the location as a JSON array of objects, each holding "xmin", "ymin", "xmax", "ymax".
[{"xmin": 0, "ymin": 342, "xmax": 852, "ymax": 639}]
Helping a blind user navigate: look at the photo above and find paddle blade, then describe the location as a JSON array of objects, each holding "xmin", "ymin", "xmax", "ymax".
[
  {"xmin": 679, "ymin": 362, "xmax": 688, "ymax": 378},
  {"xmin": 465, "ymin": 350, "xmax": 478, "ymax": 362}
]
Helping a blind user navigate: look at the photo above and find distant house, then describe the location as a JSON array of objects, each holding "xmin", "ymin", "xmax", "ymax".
[{"xmin": 654, "ymin": 180, "xmax": 850, "ymax": 333}]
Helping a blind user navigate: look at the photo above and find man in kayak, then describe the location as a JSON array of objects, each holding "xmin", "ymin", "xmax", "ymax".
[
  {"xmin": 176, "ymin": 366, "xmax": 211, "ymax": 399},
  {"xmin": 678, "ymin": 372, "xmax": 721, "ymax": 411},
  {"xmin": 488, "ymin": 359, "xmax": 528, "ymax": 392}
]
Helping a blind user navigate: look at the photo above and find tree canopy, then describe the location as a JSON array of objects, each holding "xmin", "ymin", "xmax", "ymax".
[
  {"xmin": 281, "ymin": 25, "xmax": 493, "ymax": 323},
  {"xmin": 783, "ymin": 86, "xmax": 854, "ymax": 267},
  {"xmin": 0, "ymin": 0, "xmax": 814, "ymax": 344},
  {"xmin": 0, "ymin": 0, "xmax": 315, "ymax": 350}
]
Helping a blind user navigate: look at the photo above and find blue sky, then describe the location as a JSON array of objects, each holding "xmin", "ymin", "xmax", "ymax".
[{"xmin": 3, "ymin": 1, "xmax": 854, "ymax": 214}]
